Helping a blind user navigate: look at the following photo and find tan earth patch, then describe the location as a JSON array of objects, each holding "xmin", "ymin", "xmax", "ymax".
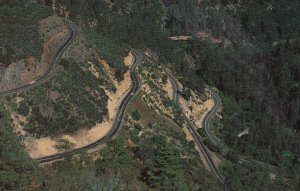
[
  {"xmin": 182, "ymin": 126, "xmax": 211, "ymax": 171},
  {"xmin": 161, "ymin": 78, "xmax": 173, "ymax": 99},
  {"xmin": 25, "ymin": 137, "xmax": 58, "ymax": 158},
  {"xmin": 0, "ymin": 15, "xmax": 69, "ymax": 92},
  {"xmin": 65, "ymin": 34, "xmax": 95, "ymax": 63},
  {"xmin": 124, "ymin": 52, "xmax": 134, "ymax": 66},
  {"xmin": 87, "ymin": 61, "xmax": 101, "ymax": 79},
  {"xmin": 196, "ymin": 31, "xmax": 231, "ymax": 47},
  {"xmin": 170, "ymin": 36, "xmax": 192, "ymax": 41},
  {"xmin": 180, "ymin": 89, "xmax": 214, "ymax": 129},
  {"xmin": 196, "ymin": 99, "xmax": 214, "ymax": 127},
  {"xmin": 137, "ymin": 59, "xmax": 174, "ymax": 118},
  {"xmin": 11, "ymin": 112, "xmax": 28, "ymax": 136},
  {"xmin": 104, "ymin": 53, "xmax": 133, "ymax": 121},
  {"xmin": 24, "ymin": 52, "xmax": 134, "ymax": 159},
  {"xmin": 207, "ymin": 149, "xmax": 222, "ymax": 167},
  {"xmin": 49, "ymin": 90, "xmax": 60, "ymax": 101},
  {"xmin": 180, "ymin": 88, "xmax": 221, "ymax": 170},
  {"xmin": 142, "ymin": 84, "xmax": 174, "ymax": 118}
]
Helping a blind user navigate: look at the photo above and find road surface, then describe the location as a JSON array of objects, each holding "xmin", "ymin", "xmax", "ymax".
[
  {"xmin": 0, "ymin": 19, "xmax": 142, "ymax": 163},
  {"xmin": 147, "ymin": 51, "xmax": 277, "ymax": 173},
  {"xmin": 145, "ymin": 51, "xmax": 224, "ymax": 184},
  {"xmin": 37, "ymin": 50, "xmax": 142, "ymax": 163},
  {"xmin": 205, "ymin": 88, "xmax": 278, "ymax": 170},
  {"xmin": 0, "ymin": 19, "xmax": 77, "ymax": 96}
]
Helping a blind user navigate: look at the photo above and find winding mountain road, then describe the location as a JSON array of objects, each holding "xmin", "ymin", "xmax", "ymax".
[
  {"xmin": 145, "ymin": 51, "xmax": 224, "ymax": 184},
  {"xmin": 205, "ymin": 88, "xmax": 278, "ymax": 170},
  {"xmin": 148, "ymin": 50, "xmax": 278, "ymax": 174},
  {"xmin": 37, "ymin": 50, "xmax": 142, "ymax": 163},
  {"xmin": 0, "ymin": 19, "xmax": 142, "ymax": 163},
  {"xmin": 0, "ymin": 19, "xmax": 77, "ymax": 96},
  {"xmin": 204, "ymin": 88, "xmax": 222, "ymax": 146},
  {"xmin": 1, "ymin": 16, "xmax": 276, "ymax": 181}
]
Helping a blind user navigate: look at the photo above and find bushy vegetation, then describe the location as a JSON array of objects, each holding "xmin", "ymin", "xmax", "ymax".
[
  {"xmin": 49, "ymin": 0, "xmax": 176, "ymax": 81},
  {"xmin": 82, "ymin": 28, "xmax": 129, "ymax": 81},
  {"xmin": 1, "ymin": 0, "xmax": 299, "ymax": 190},
  {"xmin": 219, "ymin": 161, "xmax": 297, "ymax": 191},
  {"xmin": 185, "ymin": 12, "xmax": 300, "ymax": 165},
  {"xmin": 165, "ymin": 0, "xmax": 300, "ymax": 189},
  {"xmin": 0, "ymin": 1, "xmax": 52, "ymax": 66},
  {"xmin": 17, "ymin": 100, "xmax": 29, "ymax": 116},
  {"xmin": 54, "ymin": 0, "xmax": 170, "ymax": 50},
  {"xmin": 16, "ymin": 59, "xmax": 109, "ymax": 137},
  {"xmin": 129, "ymin": 94, "xmax": 224, "ymax": 189},
  {"xmin": 0, "ymin": 97, "xmax": 42, "ymax": 191},
  {"xmin": 131, "ymin": 110, "xmax": 141, "ymax": 121},
  {"xmin": 41, "ymin": 94, "xmax": 223, "ymax": 190}
]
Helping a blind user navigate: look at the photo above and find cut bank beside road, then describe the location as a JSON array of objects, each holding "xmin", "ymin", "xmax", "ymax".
[{"xmin": 23, "ymin": 53, "xmax": 134, "ymax": 158}]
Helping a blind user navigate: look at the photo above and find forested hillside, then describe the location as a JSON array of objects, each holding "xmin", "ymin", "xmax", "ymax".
[
  {"xmin": 0, "ymin": 0, "xmax": 299, "ymax": 190},
  {"xmin": 0, "ymin": 97, "xmax": 43, "ymax": 190},
  {"xmin": 0, "ymin": 1, "xmax": 52, "ymax": 67},
  {"xmin": 163, "ymin": 0, "xmax": 300, "ymax": 188},
  {"xmin": 162, "ymin": 0, "xmax": 300, "ymax": 148}
]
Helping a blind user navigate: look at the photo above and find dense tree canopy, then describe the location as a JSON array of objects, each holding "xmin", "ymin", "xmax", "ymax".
[{"xmin": 0, "ymin": 0, "xmax": 299, "ymax": 190}]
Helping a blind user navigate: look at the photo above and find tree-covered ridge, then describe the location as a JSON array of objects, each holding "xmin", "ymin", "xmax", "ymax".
[
  {"xmin": 53, "ymin": 0, "xmax": 169, "ymax": 49},
  {"xmin": 41, "ymin": 93, "xmax": 223, "ymax": 190},
  {"xmin": 224, "ymin": 0, "xmax": 300, "ymax": 44},
  {"xmin": 15, "ymin": 59, "xmax": 110, "ymax": 137},
  {"xmin": 0, "ymin": 0, "xmax": 299, "ymax": 190},
  {"xmin": 0, "ymin": 2, "xmax": 52, "ymax": 67},
  {"xmin": 164, "ymin": 0, "xmax": 300, "ymax": 187},
  {"xmin": 0, "ymin": 98, "xmax": 42, "ymax": 191}
]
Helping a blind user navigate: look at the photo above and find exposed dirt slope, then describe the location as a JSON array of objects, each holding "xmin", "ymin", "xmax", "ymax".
[
  {"xmin": 0, "ymin": 15, "xmax": 69, "ymax": 92},
  {"xmin": 180, "ymin": 89, "xmax": 213, "ymax": 128},
  {"xmin": 21, "ymin": 53, "xmax": 133, "ymax": 158}
]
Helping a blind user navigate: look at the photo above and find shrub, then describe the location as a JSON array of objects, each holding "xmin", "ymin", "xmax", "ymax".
[
  {"xmin": 17, "ymin": 101, "xmax": 29, "ymax": 116},
  {"xmin": 132, "ymin": 110, "xmax": 141, "ymax": 121},
  {"xmin": 162, "ymin": 74, "xmax": 168, "ymax": 84}
]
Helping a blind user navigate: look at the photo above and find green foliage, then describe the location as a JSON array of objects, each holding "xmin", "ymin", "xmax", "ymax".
[
  {"xmin": 224, "ymin": 151, "xmax": 239, "ymax": 163},
  {"xmin": 182, "ymin": 87, "xmax": 192, "ymax": 100},
  {"xmin": 17, "ymin": 100, "xmax": 29, "ymax": 116},
  {"xmin": 42, "ymin": 155, "xmax": 123, "ymax": 191},
  {"xmin": 143, "ymin": 136, "xmax": 186, "ymax": 189},
  {"xmin": 163, "ymin": 0, "xmax": 300, "ymax": 188},
  {"xmin": 162, "ymin": 74, "xmax": 168, "ymax": 84},
  {"xmin": 17, "ymin": 59, "xmax": 109, "ymax": 137},
  {"xmin": 282, "ymin": 151, "xmax": 294, "ymax": 159},
  {"xmin": 1, "ymin": 1, "xmax": 299, "ymax": 190},
  {"xmin": 71, "ymin": 96, "xmax": 223, "ymax": 190},
  {"xmin": 82, "ymin": 28, "xmax": 128, "ymax": 80},
  {"xmin": 162, "ymin": 0, "xmax": 202, "ymax": 35},
  {"xmin": 129, "ymin": 123, "xmax": 142, "ymax": 143},
  {"xmin": 131, "ymin": 110, "xmax": 141, "ymax": 121},
  {"xmin": 202, "ymin": 138, "xmax": 222, "ymax": 154},
  {"xmin": 220, "ymin": 161, "xmax": 298, "ymax": 191},
  {"xmin": 226, "ymin": 0, "xmax": 300, "ymax": 46},
  {"xmin": 0, "ymin": 98, "xmax": 42, "ymax": 191},
  {"xmin": 55, "ymin": 0, "xmax": 170, "ymax": 50},
  {"xmin": 54, "ymin": 138, "xmax": 75, "ymax": 153},
  {"xmin": 0, "ymin": 2, "xmax": 52, "ymax": 66},
  {"xmin": 176, "ymin": 35, "xmax": 300, "ymax": 170}
]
